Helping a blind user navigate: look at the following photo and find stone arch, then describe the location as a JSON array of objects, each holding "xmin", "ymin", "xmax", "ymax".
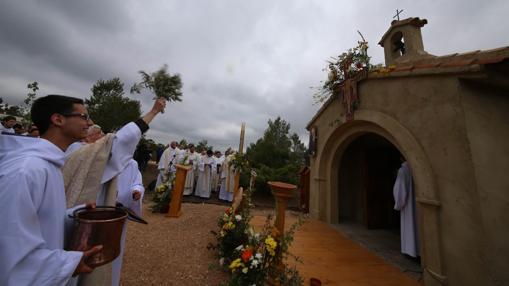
[{"xmin": 316, "ymin": 109, "xmax": 447, "ymax": 286}]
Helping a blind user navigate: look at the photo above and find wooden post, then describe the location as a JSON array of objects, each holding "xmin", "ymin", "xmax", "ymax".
[
  {"xmin": 268, "ymin": 181, "xmax": 297, "ymax": 235},
  {"xmin": 238, "ymin": 122, "xmax": 245, "ymax": 154},
  {"xmin": 167, "ymin": 164, "xmax": 191, "ymax": 218},
  {"xmin": 233, "ymin": 123, "xmax": 245, "ymax": 197},
  {"xmin": 267, "ymin": 181, "xmax": 297, "ymax": 286},
  {"xmin": 298, "ymin": 167, "xmax": 310, "ymax": 213}
]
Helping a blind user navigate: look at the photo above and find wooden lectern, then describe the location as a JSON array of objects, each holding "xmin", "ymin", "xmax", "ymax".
[{"xmin": 167, "ymin": 164, "xmax": 191, "ymax": 218}]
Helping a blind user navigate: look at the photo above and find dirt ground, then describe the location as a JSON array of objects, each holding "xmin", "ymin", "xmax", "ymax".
[
  {"xmin": 120, "ymin": 201, "xmax": 230, "ymax": 285},
  {"xmin": 120, "ymin": 162, "xmax": 277, "ymax": 285}
]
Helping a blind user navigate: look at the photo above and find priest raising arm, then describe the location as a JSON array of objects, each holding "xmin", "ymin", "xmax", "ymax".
[{"xmin": 0, "ymin": 95, "xmax": 166, "ymax": 286}]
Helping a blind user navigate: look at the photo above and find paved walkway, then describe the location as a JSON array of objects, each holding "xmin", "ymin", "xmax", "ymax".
[{"xmin": 251, "ymin": 214, "xmax": 422, "ymax": 286}]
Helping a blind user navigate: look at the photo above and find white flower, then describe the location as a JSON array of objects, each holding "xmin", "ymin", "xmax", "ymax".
[
  {"xmin": 235, "ymin": 215, "xmax": 242, "ymax": 221},
  {"xmin": 242, "ymin": 267, "xmax": 248, "ymax": 274},
  {"xmin": 255, "ymin": 253, "xmax": 262, "ymax": 259},
  {"xmin": 251, "ymin": 259, "xmax": 259, "ymax": 267},
  {"xmin": 254, "ymin": 233, "xmax": 260, "ymax": 239},
  {"xmin": 219, "ymin": 257, "xmax": 224, "ymax": 266},
  {"xmin": 235, "ymin": 244, "xmax": 244, "ymax": 251}
]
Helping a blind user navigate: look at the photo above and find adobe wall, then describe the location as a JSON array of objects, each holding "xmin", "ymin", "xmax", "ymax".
[
  {"xmin": 308, "ymin": 73, "xmax": 505, "ymax": 285},
  {"xmin": 459, "ymin": 82, "xmax": 509, "ymax": 285}
]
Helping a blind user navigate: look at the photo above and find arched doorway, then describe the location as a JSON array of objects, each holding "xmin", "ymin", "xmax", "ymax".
[
  {"xmin": 314, "ymin": 110, "xmax": 446, "ymax": 285},
  {"xmin": 338, "ymin": 133, "xmax": 402, "ymax": 229},
  {"xmin": 335, "ymin": 132, "xmax": 421, "ymax": 275}
]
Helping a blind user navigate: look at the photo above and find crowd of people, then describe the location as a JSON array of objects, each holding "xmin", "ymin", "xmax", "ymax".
[
  {"xmin": 155, "ymin": 141, "xmax": 237, "ymax": 202},
  {"xmin": 0, "ymin": 115, "xmax": 40, "ymax": 137},
  {"xmin": 0, "ymin": 95, "xmax": 166, "ymax": 285}
]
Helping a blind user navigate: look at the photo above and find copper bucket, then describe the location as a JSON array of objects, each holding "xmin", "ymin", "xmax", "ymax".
[{"xmin": 66, "ymin": 206, "xmax": 128, "ymax": 267}]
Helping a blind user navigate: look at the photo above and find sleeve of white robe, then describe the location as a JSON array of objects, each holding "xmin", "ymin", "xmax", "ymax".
[
  {"xmin": 158, "ymin": 148, "xmax": 170, "ymax": 170},
  {"xmin": 130, "ymin": 165, "xmax": 145, "ymax": 217},
  {"xmin": 198, "ymin": 156, "xmax": 205, "ymax": 172},
  {"xmin": 211, "ymin": 158, "xmax": 217, "ymax": 173},
  {"xmin": 393, "ymin": 166, "xmax": 409, "ymax": 211},
  {"xmin": 0, "ymin": 173, "xmax": 82, "ymax": 285},
  {"xmin": 100, "ymin": 122, "xmax": 142, "ymax": 184}
]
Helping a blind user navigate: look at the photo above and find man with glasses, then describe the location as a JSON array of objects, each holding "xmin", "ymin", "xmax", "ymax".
[{"xmin": 0, "ymin": 94, "xmax": 166, "ymax": 285}]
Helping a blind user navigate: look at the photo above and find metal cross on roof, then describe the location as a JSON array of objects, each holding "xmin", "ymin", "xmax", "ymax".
[{"xmin": 393, "ymin": 9, "xmax": 404, "ymax": 21}]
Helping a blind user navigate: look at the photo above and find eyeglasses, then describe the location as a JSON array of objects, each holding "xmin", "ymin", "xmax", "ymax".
[{"xmin": 61, "ymin": 113, "xmax": 91, "ymax": 121}]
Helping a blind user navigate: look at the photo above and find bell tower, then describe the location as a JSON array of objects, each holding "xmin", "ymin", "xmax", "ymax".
[{"xmin": 378, "ymin": 17, "xmax": 432, "ymax": 66}]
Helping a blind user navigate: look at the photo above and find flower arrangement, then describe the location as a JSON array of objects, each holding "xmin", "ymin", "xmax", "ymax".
[
  {"xmin": 151, "ymin": 170, "xmax": 176, "ymax": 213},
  {"xmin": 211, "ymin": 186, "xmax": 304, "ymax": 286},
  {"xmin": 314, "ymin": 32, "xmax": 373, "ymax": 104},
  {"xmin": 228, "ymin": 152, "xmax": 249, "ymax": 174}
]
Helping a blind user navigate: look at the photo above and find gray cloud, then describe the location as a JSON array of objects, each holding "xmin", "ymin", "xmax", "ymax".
[{"xmin": 1, "ymin": 0, "xmax": 508, "ymax": 151}]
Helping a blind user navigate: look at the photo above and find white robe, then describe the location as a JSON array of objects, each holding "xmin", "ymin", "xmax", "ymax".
[
  {"xmin": 0, "ymin": 133, "xmax": 38, "ymax": 160},
  {"xmin": 111, "ymin": 160, "xmax": 144, "ymax": 286},
  {"xmin": 0, "ymin": 124, "xmax": 15, "ymax": 134},
  {"xmin": 219, "ymin": 155, "xmax": 235, "ymax": 202},
  {"xmin": 66, "ymin": 122, "xmax": 142, "ymax": 286},
  {"xmin": 393, "ymin": 161, "xmax": 420, "ymax": 257},
  {"xmin": 66, "ymin": 122, "xmax": 142, "ymax": 188},
  {"xmin": 0, "ymin": 138, "xmax": 83, "ymax": 286},
  {"xmin": 210, "ymin": 156, "xmax": 223, "ymax": 192},
  {"xmin": 183, "ymin": 151, "xmax": 200, "ymax": 195},
  {"xmin": 195, "ymin": 155, "xmax": 215, "ymax": 198},
  {"xmin": 155, "ymin": 147, "xmax": 180, "ymax": 188}
]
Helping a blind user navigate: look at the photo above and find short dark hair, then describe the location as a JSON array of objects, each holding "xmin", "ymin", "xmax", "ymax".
[
  {"xmin": 13, "ymin": 123, "xmax": 23, "ymax": 129},
  {"xmin": 2, "ymin": 115, "xmax": 16, "ymax": 122},
  {"xmin": 31, "ymin": 94, "xmax": 84, "ymax": 135}
]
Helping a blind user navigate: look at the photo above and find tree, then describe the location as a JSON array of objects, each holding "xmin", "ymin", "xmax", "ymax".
[
  {"xmin": 196, "ymin": 139, "xmax": 213, "ymax": 152},
  {"xmin": 178, "ymin": 138, "xmax": 188, "ymax": 149},
  {"xmin": 130, "ymin": 64, "xmax": 183, "ymax": 103},
  {"xmin": 21, "ymin": 81, "xmax": 39, "ymax": 124},
  {"xmin": 86, "ymin": 78, "xmax": 141, "ymax": 133},
  {"xmin": 245, "ymin": 117, "xmax": 307, "ymax": 193}
]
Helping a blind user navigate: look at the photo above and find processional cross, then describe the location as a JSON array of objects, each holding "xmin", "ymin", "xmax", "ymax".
[{"xmin": 393, "ymin": 9, "xmax": 404, "ymax": 21}]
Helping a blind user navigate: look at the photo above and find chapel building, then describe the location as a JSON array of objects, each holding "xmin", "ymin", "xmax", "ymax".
[{"xmin": 306, "ymin": 17, "xmax": 509, "ymax": 286}]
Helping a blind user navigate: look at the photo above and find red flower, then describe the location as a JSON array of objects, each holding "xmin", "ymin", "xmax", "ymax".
[
  {"xmin": 241, "ymin": 248, "xmax": 253, "ymax": 263},
  {"xmin": 225, "ymin": 208, "xmax": 231, "ymax": 215}
]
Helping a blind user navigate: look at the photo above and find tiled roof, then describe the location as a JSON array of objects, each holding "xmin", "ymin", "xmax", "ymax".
[
  {"xmin": 307, "ymin": 45, "xmax": 509, "ymax": 129},
  {"xmin": 374, "ymin": 46, "xmax": 509, "ymax": 75}
]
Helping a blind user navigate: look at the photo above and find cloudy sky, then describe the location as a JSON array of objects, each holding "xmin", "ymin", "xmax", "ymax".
[{"xmin": 1, "ymin": 0, "xmax": 508, "ymax": 150}]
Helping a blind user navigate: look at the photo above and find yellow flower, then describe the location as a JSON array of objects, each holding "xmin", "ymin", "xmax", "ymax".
[
  {"xmin": 229, "ymin": 258, "xmax": 243, "ymax": 272},
  {"xmin": 155, "ymin": 184, "xmax": 167, "ymax": 193},
  {"xmin": 265, "ymin": 236, "xmax": 277, "ymax": 256}
]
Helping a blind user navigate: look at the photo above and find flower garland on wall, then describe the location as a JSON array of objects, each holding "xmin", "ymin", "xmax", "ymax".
[
  {"xmin": 314, "ymin": 32, "xmax": 372, "ymax": 105},
  {"xmin": 314, "ymin": 32, "xmax": 388, "ymax": 121}
]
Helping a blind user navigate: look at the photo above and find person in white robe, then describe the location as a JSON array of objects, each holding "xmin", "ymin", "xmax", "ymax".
[
  {"xmin": 195, "ymin": 150, "xmax": 216, "ymax": 198},
  {"xmin": 393, "ymin": 160, "xmax": 420, "ymax": 257},
  {"xmin": 64, "ymin": 119, "xmax": 158, "ymax": 286},
  {"xmin": 111, "ymin": 159, "xmax": 144, "ymax": 286},
  {"xmin": 183, "ymin": 144, "xmax": 200, "ymax": 195},
  {"xmin": 0, "ymin": 115, "xmax": 16, "ymax": 134},
  {"xmin": 219, "ymin": 151, "xmax": 235, "ymax": 202},
  {"xmin": 0, "ymin": 95, "xmax": 107, "ymax": 285},
  {"xmin": 155, "ymin": 141, "xmax": 180, "ymax": 188},
  {"xmin": 210, "ymin": 151, "xmax": 223, "ymax": 193}
]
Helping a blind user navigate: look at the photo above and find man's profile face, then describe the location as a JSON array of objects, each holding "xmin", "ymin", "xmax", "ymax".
[
  {"xmin": 5, "ymin": 119, "xmax": 16, "ymax": 128},
  {"xmin": 170, "ymin": 142, "xmax": 177, "ymax": 149},
  {"xmin": 189, "ymin": 146, "xmax": 195, "ymax": 152},
  {"xmin": 61, "ymin": 104, "xmax": 93, "ymax": 141}
]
